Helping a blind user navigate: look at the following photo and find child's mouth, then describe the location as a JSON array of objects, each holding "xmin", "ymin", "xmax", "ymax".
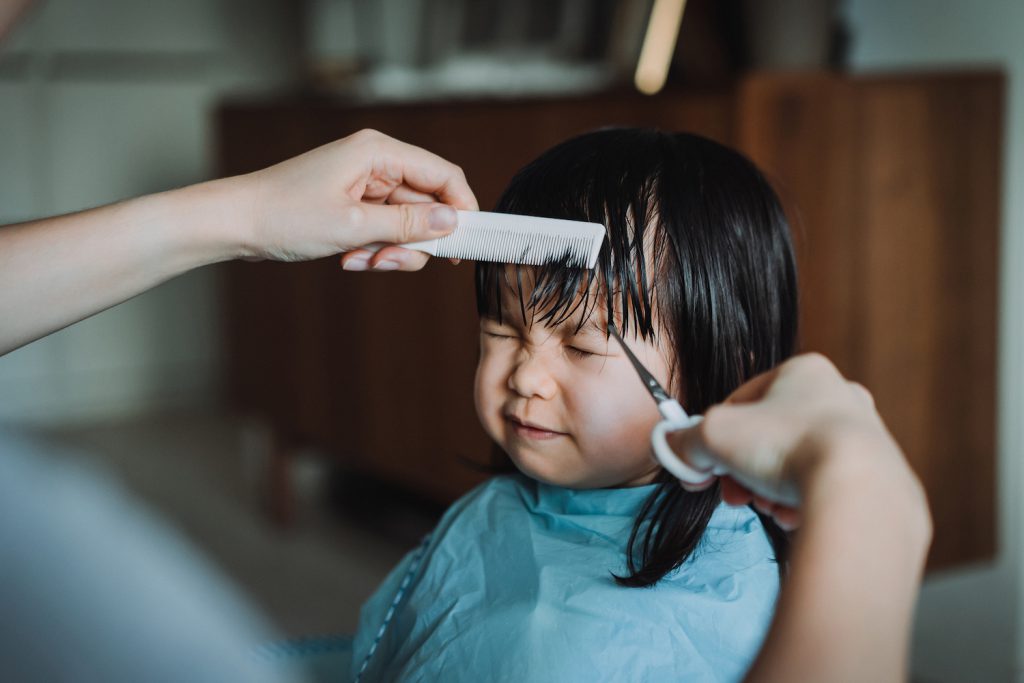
[{"xmin": 506, "ymin": 415, "xmax": 566, "ymax": 441}]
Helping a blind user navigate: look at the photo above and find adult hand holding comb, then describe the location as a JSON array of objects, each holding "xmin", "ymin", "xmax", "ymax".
[{"xmin": 0, "ymin": 128, "xmax": 477, "ymax": 355}]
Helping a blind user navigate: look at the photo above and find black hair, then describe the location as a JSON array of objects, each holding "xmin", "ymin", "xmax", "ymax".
[{"xmin": 475, "ymin": 128, "xmax": 797, "ymax": 587}]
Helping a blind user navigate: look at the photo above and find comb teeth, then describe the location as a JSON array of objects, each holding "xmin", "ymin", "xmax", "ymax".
[
  {"xmin": 434, "ymin": 230, "xmax": 593, "ymax": 267},
  {"xmin": 433, "ymin": 211, "xmax": 605, "ymax": 268}
]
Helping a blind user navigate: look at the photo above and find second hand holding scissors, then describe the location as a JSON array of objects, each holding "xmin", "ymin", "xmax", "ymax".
[{"xmin": 608, "ymin": 324, "xmax": 725, "ymax": 485}]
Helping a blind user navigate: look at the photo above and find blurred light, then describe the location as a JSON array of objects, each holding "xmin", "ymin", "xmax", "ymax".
[{"xmin": 634, "ymin": 0, "xmax": 687, "ymax": 95}]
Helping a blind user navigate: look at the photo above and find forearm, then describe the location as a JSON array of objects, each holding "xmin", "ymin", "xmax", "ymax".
[
  {"xmin": 0, "ymin": 177, "xmax": 249, "ymax": 355},
  {"xmin": 745, "ymin": 438, "xmax": 932, "ymax": 683},
  {"xmin": 0, "ymin": 131, "xmax": 477, "ymax": 355}
]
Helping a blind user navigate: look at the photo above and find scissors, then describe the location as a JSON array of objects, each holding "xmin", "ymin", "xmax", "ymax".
[{"xmin": 607, "ymin": 323, "xmax": 723, "ymax": 485}]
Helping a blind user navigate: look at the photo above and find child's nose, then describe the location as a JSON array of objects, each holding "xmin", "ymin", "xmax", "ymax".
[{"xmin": 507, "ymin": 349, "xmax": 558, "ymax": 400}]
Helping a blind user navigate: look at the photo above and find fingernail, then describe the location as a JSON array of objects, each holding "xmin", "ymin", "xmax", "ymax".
[
  {"xmin": 429, "ymin": 205, "xmax": 457, "ymax": 235},
  {"xmin": 343, "ymin": 254, "xmax": 370, "ymax": 271},
  {"xmin": 372, "ymin": 259, "xmax": 401, "ymax": 271}
]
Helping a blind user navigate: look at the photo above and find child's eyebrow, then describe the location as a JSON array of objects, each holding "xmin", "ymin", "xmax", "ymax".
[{"xmin": 569, "ymin": 319, "xmax": 608, "ymax": 338}]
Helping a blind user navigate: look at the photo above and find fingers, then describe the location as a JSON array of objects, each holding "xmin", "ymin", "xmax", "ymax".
[
  {"xmin": 719, "ymin": 476, "xmax": 753, "ymax": 506},
  {"xmin": 337, "ymin": 130, "xmax": 476, "ymax": 253},
  {"xmin": 668, "ymin": 353, "xmax": 877, "ymax": 530},
  {"xmin": 366, "ymin": 132, "xmax": 480, "ymax": 211},
  {"xmin": 849, "ymin": 381, "xmax": 875, "ymax": 408},
  {"xmin": 387, "ymin": 184, "xmax": 439, "ymax": 205},
  {"xmin": 383, "ymin": 185, "xmax": 464, "ymax": 265},
  {"xmin": 719, "ymin": 476, "xmax": 801, "ymax": 530},
  {"xmin": 727, "ymin": 353, "xmax": 842, "ymax": 406},
  {"xmin": 346, "ymin": 201, "xmax": 457, "ymax": 247},
  {"xmin": 751, "ymin": 495, "xmax": 801, "ymax": 531},
  {"xmin": 722, "ymin": 368, "xmax": 778, "ymax": 404},
  {"xmin": 772, "ymin": 506, "xmax": 802, "ymax": 531},
  {"xmin": 341, "ymin": 245, "xmax": 431, "ymax": 272}
]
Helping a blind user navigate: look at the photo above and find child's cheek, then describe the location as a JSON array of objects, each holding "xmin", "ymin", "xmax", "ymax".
[
  {"xmin": 473, "ymin": 350, "xmax": 506, "ymax": 438},
  {"xmin": 569, "ymin": 378, "xmax": 659, "ymax": 458}
]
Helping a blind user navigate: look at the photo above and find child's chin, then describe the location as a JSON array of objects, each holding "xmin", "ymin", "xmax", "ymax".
[
  {"xmin": 507, "ymin": 451, "xmax": 563, "ymax": 484},
  {"xmin": 505, "ymin": 452, "xmax": 599, "ymax": 489}
]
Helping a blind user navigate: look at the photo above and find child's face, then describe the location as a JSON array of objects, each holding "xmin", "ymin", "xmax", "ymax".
[{"xmin": 474, "ymin": 287, "xmax": 674, "ymax": 489}]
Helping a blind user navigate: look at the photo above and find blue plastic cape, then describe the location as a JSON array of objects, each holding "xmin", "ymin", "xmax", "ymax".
[{"xmin": 351, "ymin": 475, "xmax": 779, "ymax": 682}]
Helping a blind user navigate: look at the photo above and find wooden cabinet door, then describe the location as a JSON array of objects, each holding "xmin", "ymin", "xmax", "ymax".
[{"xmin": 738, "ymin": 72, "xmax": 1002, "ymax": 570}]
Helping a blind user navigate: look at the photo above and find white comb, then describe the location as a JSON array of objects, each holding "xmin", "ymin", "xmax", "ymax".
[{"xmin": 364, "ymin": 210, "xmax": 606, "ymax": 269}]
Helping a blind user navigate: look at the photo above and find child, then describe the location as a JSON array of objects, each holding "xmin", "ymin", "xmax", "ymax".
[{"xmin": 350, "ymin": 128, "xmax": 797, "ymax": 682}]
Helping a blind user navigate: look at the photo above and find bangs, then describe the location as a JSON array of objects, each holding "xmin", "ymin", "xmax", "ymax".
[
  {"xmin": 475, "ymin": 129, "xmax": 671, "ymax": 340},
  {"xmin": 475, "ymin": 246, "xmax": 658, "ymax": 340}
]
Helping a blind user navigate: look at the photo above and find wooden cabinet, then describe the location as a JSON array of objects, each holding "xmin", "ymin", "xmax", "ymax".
[
  {"xmin": 217, "ymin": 71, "xmax": 1001, "ymax": 570},
  {"xmin": 738, "ymin": 72, "xmax": 1002, "ymax": 569}
]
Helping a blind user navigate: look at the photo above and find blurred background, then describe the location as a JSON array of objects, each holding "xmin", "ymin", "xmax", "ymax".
[{"xmin": 0, "ymin": 1, "xmax": 1018, "ymax": 680}]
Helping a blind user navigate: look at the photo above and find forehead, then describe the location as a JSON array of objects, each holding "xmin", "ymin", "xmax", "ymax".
[{"xmin": 489, "ymin": 264, "xmax": 644, "ymax": 339}]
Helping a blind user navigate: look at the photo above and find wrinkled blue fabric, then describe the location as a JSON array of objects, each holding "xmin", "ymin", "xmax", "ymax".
[{"xmin": 352, "ymin": 475, "xmax": 779, "ymax": 682}]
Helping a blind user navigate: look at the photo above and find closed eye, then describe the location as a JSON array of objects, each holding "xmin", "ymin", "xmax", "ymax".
[{"xmin": 566, "ymin": 346, "xmax": 600, "ymax": 359}]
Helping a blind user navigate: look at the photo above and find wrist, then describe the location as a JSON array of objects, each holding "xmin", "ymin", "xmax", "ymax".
[
  {"xmin": 801, "ymin": 429, "xmax": 932, "ymax": 554},
  {"xmin": 161, "ymin": 174, "xmax": 257, "ymax": 267}
]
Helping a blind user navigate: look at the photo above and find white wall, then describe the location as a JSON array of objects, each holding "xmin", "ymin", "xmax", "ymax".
[
  {"xmin": 0, "ymin": 0, "xmax": 300, "ymax": 425},
  {"xmin": 843, "ymin": 1, "xmax": 1024, "ymax": 680}
]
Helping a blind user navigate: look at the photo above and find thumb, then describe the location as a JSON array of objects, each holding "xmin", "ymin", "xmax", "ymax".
[{"xmin": 348, "ymin": 202, "xmax": 457, "ymax": 246}]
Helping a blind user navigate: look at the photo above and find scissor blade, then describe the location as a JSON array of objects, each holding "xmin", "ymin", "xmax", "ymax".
[{"xmin": 607, "ymin": 323, "xmax": 674, "ymax": 405}]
